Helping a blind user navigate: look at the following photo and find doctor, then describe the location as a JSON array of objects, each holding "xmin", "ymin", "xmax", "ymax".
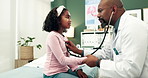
[{"xmin": 66, "ymin": 0, "xmax": 148, "ymax": 77}]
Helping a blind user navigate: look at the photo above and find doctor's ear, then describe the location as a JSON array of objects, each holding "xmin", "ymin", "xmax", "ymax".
[
  {"xmin": 112, "ymin": 7, "xmax": 115, "ymax": 14},
  {"xmin": 112, "ymin": 5, "xmax": 118, "ymax": 14},
  {"xmin": 112, "ymin": 11, "xmax": 115, "ymax": 14},
  {"xmin": 112, "ymin": 11, "xmax": 115, "ymax": 15}
]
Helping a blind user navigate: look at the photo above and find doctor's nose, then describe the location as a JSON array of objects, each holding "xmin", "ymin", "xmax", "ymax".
[{"xmin": 97, "ymin": 13, "xmax": 101, "ymax": 18}]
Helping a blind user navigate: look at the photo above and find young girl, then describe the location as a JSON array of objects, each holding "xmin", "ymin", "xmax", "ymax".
[{"xmin": 42, "ymin": 5, "xmax": 89, "ymax": 78}]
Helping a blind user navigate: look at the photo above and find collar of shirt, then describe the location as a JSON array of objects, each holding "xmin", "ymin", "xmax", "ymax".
[{"xmin": 114, "ymin": 17, "xmax": 121, "ymax": 35}]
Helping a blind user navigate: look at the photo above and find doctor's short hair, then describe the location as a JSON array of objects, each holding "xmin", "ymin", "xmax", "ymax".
[
  {"xmin": 43, "ymin": 7, "xmax": 68, "ymax": 32},
  {"xmin": 109, "ymin": 0, "xmax": 124, "ymax": 8}
]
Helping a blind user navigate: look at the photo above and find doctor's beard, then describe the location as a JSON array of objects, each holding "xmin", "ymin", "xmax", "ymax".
[{"xmin": 99, "ymin": 18, "xmax": 108, "ymax": 28}]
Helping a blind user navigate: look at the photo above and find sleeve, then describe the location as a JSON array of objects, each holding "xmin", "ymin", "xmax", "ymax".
[
  {"xmin": 99, "ymin": 21, "xmax": 148, "ymax": 77},
  {"xmin": 47, "ymin": 34, "xmax": 87, "ymax": 66}
]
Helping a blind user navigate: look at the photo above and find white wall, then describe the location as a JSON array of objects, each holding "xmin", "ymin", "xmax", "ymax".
[
  {"xmin": 0, "ymin": 0, "xmax": 51, "ymax": 73},
  {"xmin": 0, "ymin": 0, "xmax": 15, "ymax": 73},
  {"xmin": 17, "ymin": 0, "xmax": 50, "ymax": 59}
]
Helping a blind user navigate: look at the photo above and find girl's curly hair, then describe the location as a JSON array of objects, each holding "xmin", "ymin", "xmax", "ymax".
[{"xmin": 42, "ymin": 7, "xmax": 68, "ymax": 32}]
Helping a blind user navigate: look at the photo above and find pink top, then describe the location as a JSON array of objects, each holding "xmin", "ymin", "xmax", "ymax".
[{"xmin": 43, "ymin": 31, "xmax": 87, "ymax": 76}]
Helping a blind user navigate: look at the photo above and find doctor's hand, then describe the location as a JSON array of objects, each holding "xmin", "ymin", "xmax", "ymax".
[
  {"xmin": 77, "ymin": 69, "xmax": 88, "ymax": 78},
  {"xmin": 65, "ymin": 41, "xmax": 83, "ymax": 55},
  {"xmin": 83, "ymin": 55, "xmax": 99, "ymax": 67}
]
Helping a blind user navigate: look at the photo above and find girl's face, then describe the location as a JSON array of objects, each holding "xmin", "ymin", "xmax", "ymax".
[{"xmin": 60, "ymin": 10, "xmax": 71, "ymax": 29}]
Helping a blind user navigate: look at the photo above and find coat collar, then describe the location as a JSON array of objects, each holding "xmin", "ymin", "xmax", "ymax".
[{"xmin": 112, "ymin": 12, "xmax": 128, "ymax": 43}]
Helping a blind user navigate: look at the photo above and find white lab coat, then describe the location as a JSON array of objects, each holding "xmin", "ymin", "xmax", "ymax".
[{"xmin": 84, "ymin": 12, "xmax": 148, "ymax": 78}]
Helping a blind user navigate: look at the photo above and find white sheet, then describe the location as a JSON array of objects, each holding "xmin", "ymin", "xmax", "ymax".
[
  {"xmin": 0, "ymin": 66, "xmax": 43, "ymax": 78},
  {"xmin": 24, "ymin": 54, "xmax": 47, "ymax": 68}
]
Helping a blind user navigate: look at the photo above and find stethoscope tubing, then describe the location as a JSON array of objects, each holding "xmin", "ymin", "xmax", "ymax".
[
  {"xmin": 91, "ymin": 25, "xmax": 110, "ymax": 55},
  {"xmin": 91, "ymin": 12, "xmax": 114, "ymax": 55}
]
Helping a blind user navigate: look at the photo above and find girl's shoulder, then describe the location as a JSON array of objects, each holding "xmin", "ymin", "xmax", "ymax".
[{"xmin": 48, "ymin": 31, "xmax": 64, "ymax": 39}]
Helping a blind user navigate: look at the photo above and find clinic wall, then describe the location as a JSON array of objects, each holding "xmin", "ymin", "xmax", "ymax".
[
  {"xmin": 66, "ymin": 0, "xmax": 86, "ymax": 44},
  {"xmin": 17, "ymin": 0, "xmax": 50, "ymax": 59},
  {"xmin": 51, "ymin": 0, "xmax": 148, "ymax": 45},
  {"xmin": 51, "ymin": 0, "xmax": 66, "ymax": 9},
  {"xmin": 0, "ymin": 0, "xmax": 15, "ymax": 73},
  {"xmin": 123, "ymin": 0, "xmax": 148, "ymax": 10},
  {"xmin": 0, "ymin": 0, "xmax": 51, "ymax": 73}
]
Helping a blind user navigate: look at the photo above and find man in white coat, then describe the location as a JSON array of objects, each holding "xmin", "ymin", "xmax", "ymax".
[{"xmin": 66, "ymin": 0, "xmax": 148, "ymax": 77}]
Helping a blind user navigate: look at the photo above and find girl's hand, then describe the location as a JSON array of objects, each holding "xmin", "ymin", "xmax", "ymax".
[{"xmin": 65, "ymin": 41, "xmax": 82, "ymax": 55}]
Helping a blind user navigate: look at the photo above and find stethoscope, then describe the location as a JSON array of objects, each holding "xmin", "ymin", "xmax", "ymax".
[
  {"xmin": 66, "ymin": 12, "xmax": 114, "ymax": 57},
  {"xmin": 91, "ymin": 12, "xmax": 114, "ymax": 55}
]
